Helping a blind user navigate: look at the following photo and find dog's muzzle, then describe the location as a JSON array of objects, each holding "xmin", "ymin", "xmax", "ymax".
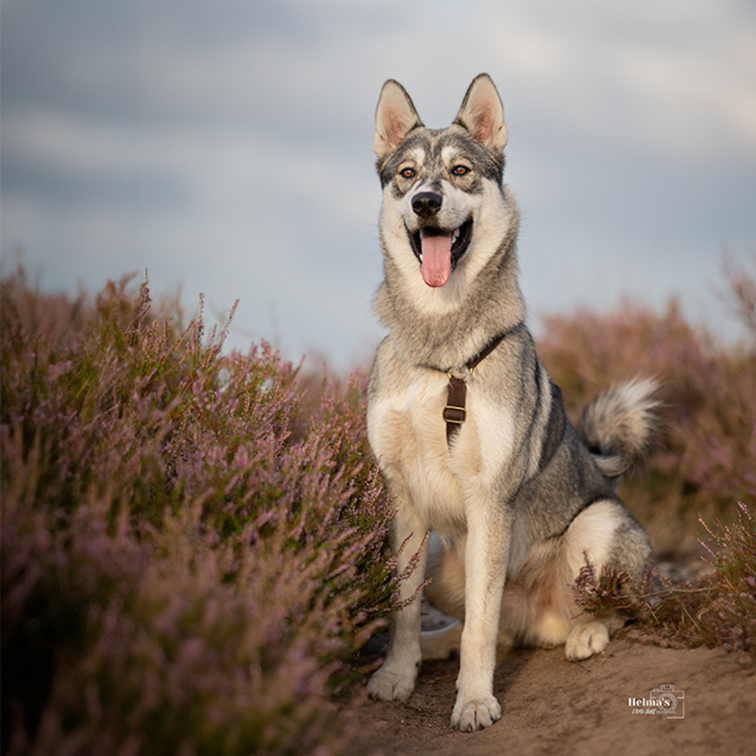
[{"xmin": 407, "ymin": 192, "xmax": 473, "ymax": 287}]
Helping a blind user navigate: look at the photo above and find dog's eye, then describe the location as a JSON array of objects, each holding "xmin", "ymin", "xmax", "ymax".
[
  {"xmin": 452, "ymin": 165, "xmax": 471, "ymax": 176},
  {"xmin": 400, "ymin": 167, "xmax": 416, "ymax": 179}
]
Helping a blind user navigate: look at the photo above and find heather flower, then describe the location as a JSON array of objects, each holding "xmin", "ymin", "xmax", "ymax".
[
  {"xmin": 1, "ymin": 269, "xmax": 398, "ymax": 755},
  {"xmin": 538, "ymin": 255, "xmax": 756, "ymax": 553}
]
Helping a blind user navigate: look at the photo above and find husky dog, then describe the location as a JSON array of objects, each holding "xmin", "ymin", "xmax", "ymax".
[{"xmin": 366, "ymin": 74, "xmax": 657, "ymax": 732}]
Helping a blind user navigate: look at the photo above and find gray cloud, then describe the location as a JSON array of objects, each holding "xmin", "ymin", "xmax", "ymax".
[{"xmin": 2, "ymin": 0, "xmax": 755, "ymax": 369}]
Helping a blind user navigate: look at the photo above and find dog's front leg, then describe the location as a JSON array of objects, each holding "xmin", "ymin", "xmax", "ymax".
[
  {"xmin": 451, "ymin": 505, "xmax": 510, "ymax": 731},
  {"xmin": 367, "ymin": 500, "xmax": 428, "ymax": 702}
]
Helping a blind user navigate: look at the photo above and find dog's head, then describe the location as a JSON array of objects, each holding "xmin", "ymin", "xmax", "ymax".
[{"xmin": 374, "ymin": 74, "xmax": 511, "ymax": 291}]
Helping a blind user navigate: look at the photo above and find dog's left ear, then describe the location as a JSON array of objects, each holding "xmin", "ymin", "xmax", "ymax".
[{"xmin": 454, "ymin": 73, "xmax": 508, "ymax": 154}]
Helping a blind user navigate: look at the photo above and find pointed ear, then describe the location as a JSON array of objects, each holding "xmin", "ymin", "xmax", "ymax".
[
  {"xmin": 374, "ymin": 79, "xmax": 424, "ymax": 159},
  {"xmin": 454, "ymin": 73, "xmax": 508, "ymax": 153}
]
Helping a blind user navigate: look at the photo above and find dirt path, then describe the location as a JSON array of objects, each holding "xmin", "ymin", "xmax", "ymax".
[{"xmin": 347, "ymin": 631, "xmax": 755, "ymax": 756}]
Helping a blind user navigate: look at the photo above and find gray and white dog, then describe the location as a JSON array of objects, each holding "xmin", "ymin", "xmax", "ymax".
[{"xmin": 366, "ymin": 73, "xmax": 657, "ymax": 732}]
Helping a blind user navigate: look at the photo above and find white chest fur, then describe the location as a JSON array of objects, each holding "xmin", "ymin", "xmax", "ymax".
[{"xmin": 367, "ymin": 368, "xmax": 516, "ymax": 535}]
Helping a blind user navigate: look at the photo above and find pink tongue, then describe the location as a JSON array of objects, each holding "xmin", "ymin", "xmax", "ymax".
[{"xmin": 420, "ymin": 229, "xmax": 452, "ymax": 287}]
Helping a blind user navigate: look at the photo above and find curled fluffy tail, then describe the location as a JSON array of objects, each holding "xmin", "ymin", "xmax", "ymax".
[{"xmin": 578, "ymin": 377, "xmax": 661, "ymax": 480}]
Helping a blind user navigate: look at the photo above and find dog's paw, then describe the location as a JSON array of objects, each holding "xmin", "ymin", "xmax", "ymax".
[
  {"xmin": 564, "ymin": 621, "xmax": 610, "ymax": 661},
  {"xmin": 450, "ymin": 694, "xmax": 502, "ymax": 732},
  {"xmin": 367, "ymin": 664, "xmax": 417, "ymax": 702}
]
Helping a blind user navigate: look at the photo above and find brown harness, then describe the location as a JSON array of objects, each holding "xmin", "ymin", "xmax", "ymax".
[{"xmin": 441, "ymin": 330, "xmax": 512, "ymax": 446}]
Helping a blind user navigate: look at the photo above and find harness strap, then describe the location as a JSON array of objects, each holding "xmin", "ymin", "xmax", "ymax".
[
  {"xmin": 442, "ymin": 330, "xmax": 513, "ymax": 447},
  {"xmin": 443, "ymin": 376, "xmax": 467, "ymax": 444}
]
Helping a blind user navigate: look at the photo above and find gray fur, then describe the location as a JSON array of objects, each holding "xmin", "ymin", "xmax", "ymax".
[
  {"xmin": 365, "ymin": 74, "xmax": 656, "ymax": 733},
  {"xmin": 578, "ymin": 377, "xmax": 661, "ymax": 479}
]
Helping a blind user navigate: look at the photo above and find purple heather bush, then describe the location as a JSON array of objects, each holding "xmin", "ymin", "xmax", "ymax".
[
  {"xmin": 536, "ymin": 255, "xmax": 756, "ymax": 553},
  {"xmin": 693, "ymin": 502, "xmax": 756, "ymax": 655},
  {"xmin": 1, "ymin": 268, "xmax": 401, "ymax": 755},
  {"xmin": 559, "ymin": 255, "xmax": 756, "ymax": 654},
  {"xmin": 572, "ymin": 501, "xmax": 756, "ymax": 657},
  {"xmin": 3, "ymin": 254, "xmax": 755, "ymax": 753}
]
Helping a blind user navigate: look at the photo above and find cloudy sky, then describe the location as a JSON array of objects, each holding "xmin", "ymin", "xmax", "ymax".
[{"xmin": 2, "ymin": 0, "xmax": 755, "ymax": 370}]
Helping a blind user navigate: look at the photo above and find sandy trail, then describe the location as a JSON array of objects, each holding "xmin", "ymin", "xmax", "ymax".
[{"xmin": 348, "ymin": 631, "xmax": 755, "ymax": 756}]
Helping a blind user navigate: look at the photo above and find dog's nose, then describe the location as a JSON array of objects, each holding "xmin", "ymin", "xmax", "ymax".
[{"xmin": 412, "ymin": 192, "xmax": 442, "ymax": 218}]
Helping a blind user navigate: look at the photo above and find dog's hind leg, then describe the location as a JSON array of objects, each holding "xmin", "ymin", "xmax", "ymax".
[
  {"xmin": 560, "ymin": 498, "xmax": 653, "ymax": 661},
  {"xmin": 564, "ymin": 613, "xmax": 625, "ymax": 660}
]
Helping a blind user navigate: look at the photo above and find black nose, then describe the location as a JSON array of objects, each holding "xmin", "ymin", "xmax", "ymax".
[{"xmin": 412, "ymin": 191, "xmax": 442, "ymax": 218}]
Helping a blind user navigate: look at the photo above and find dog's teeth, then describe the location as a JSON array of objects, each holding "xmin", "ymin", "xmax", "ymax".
[{"xmin": 452, "ymin": 229, "xmax": 460, "ymax": 243}]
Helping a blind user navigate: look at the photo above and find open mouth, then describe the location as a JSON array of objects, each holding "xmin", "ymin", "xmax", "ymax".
[{"xmin": 408, "ymin": 217, "xmax": 473, "ymax": 287}]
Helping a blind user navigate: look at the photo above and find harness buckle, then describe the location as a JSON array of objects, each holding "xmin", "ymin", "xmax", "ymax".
[{"xmin": 443, "ymin": 405, "xmax": 466, "ymax": 424}]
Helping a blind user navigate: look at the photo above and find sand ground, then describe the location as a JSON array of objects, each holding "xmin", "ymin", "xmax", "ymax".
[{"xmin": 347, "ymin": 627, "xmax": 755, "ymax": 756}]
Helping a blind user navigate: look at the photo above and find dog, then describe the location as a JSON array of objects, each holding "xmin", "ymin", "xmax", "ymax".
[{"xmin": 365, "ymin": 73, "xmax": 658, "ymax": 732}]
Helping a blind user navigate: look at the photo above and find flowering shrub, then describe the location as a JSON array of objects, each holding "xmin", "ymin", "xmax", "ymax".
[
  {"xmin": 557, "ymin": 257, "xmax": 756, "ymax": 653},
  {"xmin": 537, "ymin": 256, "xmax": 756, "ymax": 553},
  {"xmin": 3, "ymin": 251, "xmax": 755, "ymax": 752},
  {"xmin": 571, "ymin": 560, "xmax": 656, "ymax": 619},
  {"xmin": 691, "ymin": 502, "xmax": 756, "ymax": 655},
  {"xmin": 572, "ymin": 502, "xmax": 756, "ymax": 658},
  {"xmin": 1, "ymin": 268, "xmax": 399, "ymax": 755}
]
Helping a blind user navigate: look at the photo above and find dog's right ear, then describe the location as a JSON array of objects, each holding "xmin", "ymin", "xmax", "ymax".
[{"xmin": 374, "ymin": 80, "xmax": 423, "ymax": 159}]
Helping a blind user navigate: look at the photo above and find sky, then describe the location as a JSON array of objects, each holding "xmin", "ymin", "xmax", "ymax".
[{"xmin": 2, "ymin": 0, "xmax": 755, "ymax": 371}]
